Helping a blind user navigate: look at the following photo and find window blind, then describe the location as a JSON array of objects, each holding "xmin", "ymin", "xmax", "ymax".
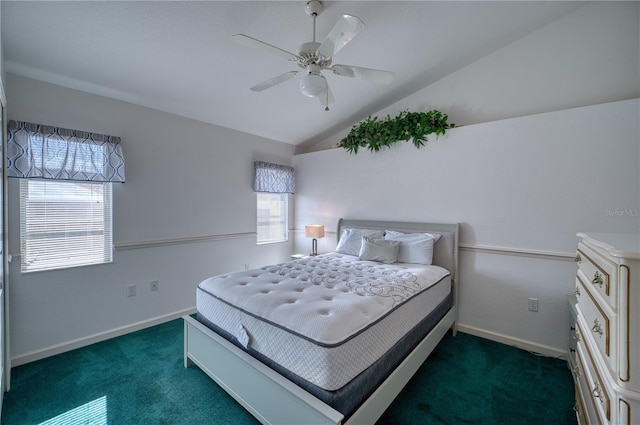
[
  {"xmin": 257, "ymin": 192, "xmax": 288, "ymax": 244},
  {"xmin": 20, "ymin": 179, "xmax": 113, "ymax": 272}
]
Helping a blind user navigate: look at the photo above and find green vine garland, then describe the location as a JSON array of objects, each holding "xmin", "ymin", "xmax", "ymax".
[{"xmin": 338, "ymin": 110, "xmax": 455, "ymax": 154}]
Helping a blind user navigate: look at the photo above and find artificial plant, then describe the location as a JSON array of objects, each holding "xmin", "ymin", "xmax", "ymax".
[{"xmin": 338, "ymin": 110, "xmax": 455, "ymax": 154}]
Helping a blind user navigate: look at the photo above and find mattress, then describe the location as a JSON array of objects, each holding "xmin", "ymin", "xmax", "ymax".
[{"xmin": 197, "ymin": 252, "xmax": 451, "ymax": 391}]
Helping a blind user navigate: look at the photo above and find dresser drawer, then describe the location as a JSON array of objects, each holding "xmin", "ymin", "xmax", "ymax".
[
  {"xmin": 577, "ymin": 334, "xmax": 611, "ymax": 423},
  {"xmin": 577, "ymin": 243, "xmax": 618, "ymax": 310},
  {"xmin": 575, "ymin": 362, "xmax": 600, "ymax": 425},
  {"xmin": 569, "ymin": 295, "xmax": 579, "ymax": 354},
  {"xmin": 576, "ymin": 274, "xmax": 617, "ymax": 366},
  {"xmin": 574, "ymin": 380, "xmax": 592, "ymax": 425}
]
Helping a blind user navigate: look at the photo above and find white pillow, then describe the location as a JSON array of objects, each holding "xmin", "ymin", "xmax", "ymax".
[
  {"xmin": 335, "ymin": 228, "xmax": 385, "ymax": 256},
  {"xmin": 358, "ymin": 236, "xmax": 401, "ymax": 264},
  {"xmin": 384, "ymin": 231, "xmax": 441, "ymax": 265}
]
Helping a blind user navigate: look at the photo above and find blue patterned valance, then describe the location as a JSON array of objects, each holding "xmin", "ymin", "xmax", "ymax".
[
  {"xmin": 254, "ymin": 161, "xmax": 294, "ymax": 193},
  {"xmin": 7, "ymin": 120, "xmax": 126, "ymax": 183}
]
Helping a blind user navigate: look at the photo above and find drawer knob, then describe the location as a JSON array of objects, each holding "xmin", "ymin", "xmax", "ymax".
[
  {"xmin": 573, "ymin": 330, "xmax": 581, "ymax": 341},
  {"xmin": 592, "ymin": 382, "xmax": 605, "ymax": 405},
  {"xmin": 575, "ymin": 253, "xmax": 582, "ymax": 263},
  {"xmin": 574, "ymin": 286, "xmax": 581, "ymax": 297},
  {"xmin": 592, "ymin": 271, "xmax": 604, "ymax": 288},
  {"xmin": 591, "ymin": 318, "xmax": 603, "ymax": 337}
]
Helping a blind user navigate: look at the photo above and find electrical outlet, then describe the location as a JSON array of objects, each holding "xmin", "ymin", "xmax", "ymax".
[
  {"xmin": 127, "ymin": 284, "xmax": 136, "ymax": 297},
  {"xmin": 528, "ymin": 297, "xmax": 539, "ymax": 312},
  {"xmin": 150, "ymin": 280, "xmax": 159, "ymax": 291},
  {"xmin": 244, "ymin": 264, "xmax": 249, "ymax": 270}
]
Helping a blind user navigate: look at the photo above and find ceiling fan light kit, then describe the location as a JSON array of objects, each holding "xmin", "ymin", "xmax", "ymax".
[
  {"xmin": 232, "ymin": 0, "xmax": 394, "ymax": 109},
  {"xmin": 299, "ymin": 73, "xmax": 327, "ymax": 98}
]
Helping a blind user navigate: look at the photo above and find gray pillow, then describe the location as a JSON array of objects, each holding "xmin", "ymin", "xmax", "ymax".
[{"xmin": 358, "ymin": 236, "xmax": 401, "ymax": 264}]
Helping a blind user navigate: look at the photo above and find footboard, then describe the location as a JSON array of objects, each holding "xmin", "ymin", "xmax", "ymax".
[{"xmin": 183, "ymin": 315, "xmax": 344, "ymax": 425}]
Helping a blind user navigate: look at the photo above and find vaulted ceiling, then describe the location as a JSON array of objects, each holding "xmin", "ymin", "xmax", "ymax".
[{"xmin": 2, "ymin": 1, "xmax": 582, "ymax": 147}]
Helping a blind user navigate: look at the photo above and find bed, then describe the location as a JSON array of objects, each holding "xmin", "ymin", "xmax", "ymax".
[{"xmin": 183, "ymin": 218, "xmax": 459, "ymax": 425}]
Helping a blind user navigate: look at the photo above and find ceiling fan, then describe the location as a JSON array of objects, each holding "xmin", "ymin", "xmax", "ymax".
[{"xmin": 232, "ymin": 0, "xmax": 395, "ymax": 110}]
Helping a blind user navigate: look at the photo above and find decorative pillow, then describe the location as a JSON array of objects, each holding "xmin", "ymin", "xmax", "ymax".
[
  {"xmin": 335, "ymin": 228, "xmax": 385, "ymax": 256},
  {"xmin": 384, "ymin": 231, "xmax": 442, "ymax": 265},
  {"xmin": 358, "ymin": 236, "xmax": 401, "ymax": 264}
]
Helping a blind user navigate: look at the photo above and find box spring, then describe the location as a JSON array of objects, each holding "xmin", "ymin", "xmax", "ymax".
[{"xmin": 197, "ymin": 290, "xmax": 452, "ymax": 418}]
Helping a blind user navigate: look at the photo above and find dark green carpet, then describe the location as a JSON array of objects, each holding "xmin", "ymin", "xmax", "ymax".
[
  {"xmin": 1, "ymin": 319, "xmax": 576, "ymax": 424},
  {"xmin": 377, "ymin": 331, "xmax": 577, "ymax": 425}
]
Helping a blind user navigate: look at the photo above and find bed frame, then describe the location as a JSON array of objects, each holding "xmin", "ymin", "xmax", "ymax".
[{"xmin": 183, "ymin": 218, "xmax": 459, "ymax": 425}]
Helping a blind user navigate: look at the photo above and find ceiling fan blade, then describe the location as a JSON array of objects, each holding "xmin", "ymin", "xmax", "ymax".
[
  {"xmin": 318, "ymin": 84, "xmax": 335, "ymax": 108},
  {"xmin": 331, "ymin": 64, "xmax": 395, "ymax": 85},
  {"xmin": 317, "ymin": 15, "xmax": 365, "ymax": 58},
  {"xmin": 250, "ymin": 71, "xmax": 299, "ymax": 92},
  {"xmin": 232, "ymin": 34, "xmax": 299, "ymax": 62}
]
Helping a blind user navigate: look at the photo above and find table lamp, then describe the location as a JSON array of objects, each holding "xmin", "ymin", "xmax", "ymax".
[{"xmin": 305, "ymin": 224, "xmax": 325, "ymax": 256}]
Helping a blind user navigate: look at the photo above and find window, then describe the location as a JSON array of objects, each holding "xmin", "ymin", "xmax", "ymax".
[
  {"xmin": 20, "ymin": 179, "xmax": 113, "ymax": 272},
  {"xmin": 257, "ymin": 193, "xmax": 288, "ymax": 244},
  {"xmin": 253, "ymin": 161, "xmax": 293, "ymax": 244},
  {"xmin": 7, "ymin": 120, "xmax": 125, "ymax": 273}
]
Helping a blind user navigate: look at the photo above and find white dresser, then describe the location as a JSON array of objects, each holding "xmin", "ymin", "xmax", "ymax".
[{"xmin": 571, "ymin": 233, "xmax": 640, "ymax": 425}]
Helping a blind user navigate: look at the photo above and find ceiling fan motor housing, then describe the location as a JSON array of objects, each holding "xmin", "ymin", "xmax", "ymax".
[{"xmin": 297, "ymin": 42, "xmax": 331, "ymax": 69}]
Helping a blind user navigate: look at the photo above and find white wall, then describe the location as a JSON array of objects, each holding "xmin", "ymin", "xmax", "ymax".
[
  {"xmin": 293, "ymin": 99, "xmax": 640, "ymax": 355},
  {"xmin": 300, "ymin": 1, "xmax": 639, "ymax": 153},
  {"xmin": 5, "ymin": 74, "xmax": 295, "ymax": 364}
]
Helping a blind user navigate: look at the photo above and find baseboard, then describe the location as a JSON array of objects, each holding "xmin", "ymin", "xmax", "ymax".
[
  {"xmin": 11, "ymin": 307, "xmax": 197, "ymax": 367},
  {"xmin": 12, "ymin": 312, "xmax": 566, "ymax": 367},
  {"xmin": 457, "ymin": 323, "xmax": 567, "ymax": 360}
]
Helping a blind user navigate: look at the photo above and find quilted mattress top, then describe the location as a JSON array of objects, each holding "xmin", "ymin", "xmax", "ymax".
[{"xmin": 198, "ymin": 253, "xmax": 450, "ymax": 347}]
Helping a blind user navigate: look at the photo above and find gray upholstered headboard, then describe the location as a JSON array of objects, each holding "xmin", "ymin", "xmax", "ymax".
[{"xmin": 336, "ymin": 218, "xmax": 459, "ymax": 284}]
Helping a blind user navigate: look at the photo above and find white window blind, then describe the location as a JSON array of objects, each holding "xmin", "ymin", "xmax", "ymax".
[
  {"xmin": 20, "ymin": 179, "xmax": 113, "ymax": 272},
  {"xmin": 257, "ymin": 193, "xmax": 288, "ymax": 244}
]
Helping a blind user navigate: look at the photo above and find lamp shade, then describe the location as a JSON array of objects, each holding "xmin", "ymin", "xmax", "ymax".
[
  {"xmin": 305, "ymin": 224, "xmax": 325, "ymax": 239},
  {"xmin": 299, "ymin": 74, "xmax": 327, "ymax": 98}
]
